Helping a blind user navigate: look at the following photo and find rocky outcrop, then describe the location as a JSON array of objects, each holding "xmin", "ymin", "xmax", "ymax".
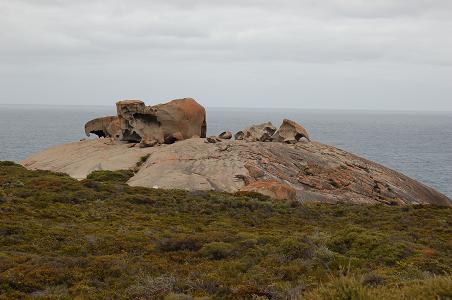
[
  {"xmin": 23, "ymin": 102, "xmax": 451, "ymax": 206},
  {"xmin": 234, "ymin": 120, "xmax": 310, "ymax": 143},
  {"xmin": 85, "ymin": 98, "xmax": 206, "ymax": 147},
  {"xmin": 22, "ymin": 138, "xmax": 451, "ymax": 206},
  {"xmin": 272, "ymin": 119, "xmax": 310, "ymax": 143},
  {"xmin": 84, "ymin": 116, "xmax": 122, "ymax": 139},
  {"xmin": 21, "ymin": 139, "xmax": 155, "ymax": 180},
  {"xmin": 235, "ymin": 122, "xmax": 277, "ymax": 142}
]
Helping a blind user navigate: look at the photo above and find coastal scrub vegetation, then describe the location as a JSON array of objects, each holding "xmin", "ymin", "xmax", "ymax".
[
  {"xmin": 86, "ymin": 169, "xmax": 135, "ymax": 183},
  {"xmin": 0, "ymin": 161, "xmax": 451, "ymax": 299}
]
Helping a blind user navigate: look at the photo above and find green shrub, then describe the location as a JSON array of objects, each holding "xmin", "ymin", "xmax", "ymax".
[
  {"xmin": 328, "ymin": 225, "xmax": 411, "ymax": 265},
  {"xmin": 233, "ymin": 191, "xmax": 271, "ymax": 201},
  {"xmin": 136, "ymin": 154, "xmax": 151, "ymax": 169},
  {"xmin": 157, "ymin": 236, "xmax": 203, "ymax": 252},
  {"xmin": 199, "ymin": 242, "xmax": 234, "ymax": 260},
  {"xmin": 0, "ymin": 189, "xmax": 7, "ymax": 203},
  {"xmin": 86, "ymin": 169, "xmax": 134, "ymax": 183},
  {"xmin": 164, "ymin": 293, "xmax": 193, "ymax": 300},
  {"xmin": 279, "ymin": 234, "xmax": 314, "ymax": 261},
  {"xmin": 126, "ymin": 275, "xmax": 177, "ymax": 299},
  {"xmin": 301, "ymin": 276, "xmax": 373, "ymax": 300}
]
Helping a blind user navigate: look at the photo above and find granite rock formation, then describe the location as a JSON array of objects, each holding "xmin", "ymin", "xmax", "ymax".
[
  {"xmin": 85, "ymin": 98, "xmax": 206, "ymax": 147},
  {"xmin": 84, "ymin": 116, "xmax": 122, "ymax": 139},
  {"xmin": 272, "ymin": 119, "xmax": 310, "ymax": 143},
  {"xmin": 22, "ymin": 138, "xmax": 451, "ymax": 206},
  {"xmin": 23, "ymin": 101, "xmax": 451, "ymax": 206},
  {"xmin": 233, "ymin": 120, "xmax": 310, "ymax": 143},
  {"xmin": 235, "ymin": 122, "xmax": 277, "ymax": 142}
]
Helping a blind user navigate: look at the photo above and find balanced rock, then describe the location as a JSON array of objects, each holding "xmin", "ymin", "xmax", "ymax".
[
  {"xmin": 85, "ymin": 98, "xmax": 206, "ymax": 147},
  {"xmin": 235, "ymin": 122, "xmax": 276, "ymax": 142},
  {"xmin": 272, "ymin": 119, "xmax": 310, "ymax": 143}
]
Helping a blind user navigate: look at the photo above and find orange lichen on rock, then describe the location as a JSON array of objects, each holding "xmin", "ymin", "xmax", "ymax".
[{"xmin": 239, "ymin": 180, "xmax": 297, "ymax": 201}]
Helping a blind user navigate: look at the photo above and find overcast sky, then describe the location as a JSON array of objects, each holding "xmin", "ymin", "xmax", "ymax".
[{"xmin": 0, "ymin": 0, "xmax": 451, "ymax": 110}]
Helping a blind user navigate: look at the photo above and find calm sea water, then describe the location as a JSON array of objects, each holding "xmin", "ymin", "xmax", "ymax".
[{"xmin": 1, "ymin": 105, "xmax": 451, "ymax": 198}]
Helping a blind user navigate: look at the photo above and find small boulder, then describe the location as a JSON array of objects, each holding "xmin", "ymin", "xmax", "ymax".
[
  {"xmin": 272, "ymin": 119, "xmax": 310, "ymax": 143},
  {"xmin": 139, "ymin": 139, "xmax": 158, "ymax": 148},
  {"xmin": 235, "ymin": 122, "xmax": 276, "ymax": 142},
  {"xmin": 218, "ymin": 131, "xmax": 232, "ymax": 139},
  {"xmin": 206, "ymin": 136, "xmax": 221, "ymax": 143},
  {"xmin": 239, "ymin": 180, "xmax": 297, "ymax": 200}
]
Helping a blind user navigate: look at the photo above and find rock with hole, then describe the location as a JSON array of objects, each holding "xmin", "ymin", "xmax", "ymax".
[
  {"xmin": 85, "ymin": 98, "xmax": 206, "ymax": 147},
  {"xmin": 272, "ymin": 119, "xmax": 310, "ymax": 143}
]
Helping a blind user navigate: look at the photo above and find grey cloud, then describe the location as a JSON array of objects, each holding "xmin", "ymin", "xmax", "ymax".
[
  {"xmin": 2, "ymin": 0, "xmax": 451, "ymax": 64},
  {"xmin": 0, "ymin": 0, "xmax": 451, "ymax": 110}
]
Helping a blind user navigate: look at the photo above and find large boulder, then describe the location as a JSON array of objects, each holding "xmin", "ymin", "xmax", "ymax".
[
  {"xmin": 272, "ymin": 119, "xmax": 310, "ymax": 143},
  {"xmin": 85, "ymin": 98, "xmax": 207, "ymax": 147}
]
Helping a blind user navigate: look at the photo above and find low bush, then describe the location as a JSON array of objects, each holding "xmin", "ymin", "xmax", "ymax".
[
  {"xmin": 0, "ymin": 162, "xmax": 451, "ymax": 299},
  {"xmin": 86, "ymin": 169, "xmax": 134, "ymax": 183},
  {"xmin": 199, "ymin": 242, "xmax": 235, "ymax": 260},
  {"xmin": 136, "ymin": 154, "xmax": 151, "ymax": 169},
  {"xmin": 301, "ymin": 275, "xmax": 452, "ymax": 300},
  {"xmin": 0, "ymin": 189, "xmax": 6, "ymax": 203},
  {"xmin": 157, "ymin": 236, "xmax": 203, "ymax": 252}
]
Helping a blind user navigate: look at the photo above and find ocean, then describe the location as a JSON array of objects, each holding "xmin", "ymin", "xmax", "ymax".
[{"xmin": 1, "ymin": 104, "xmax": 451, "ymax": 198}]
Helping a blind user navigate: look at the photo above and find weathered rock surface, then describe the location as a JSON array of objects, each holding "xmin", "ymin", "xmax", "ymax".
[
  {"xmin": 84, "ymin": 116, "xmax": 122, "ymax": 139},
  {"xmin": 85, "ymin": 98, "xmax": 206, "ymax": 147},
  {"xmin": 239, "ymin": 180, "xmax": 297, "ymax": 201},
  {"xmin": 22, "ymin": 138, "xmax": 451, "ymax": 206},
  {"xmin": 272, "ymin": 119, "xmax": 310, "ymax": 143},
  {"xmin": 235, "ymin": 122, "xmax": 277, "ymax": 142},
  {"xmin": 22, "ymin": 139, "xmax": 154, "ymax": 180}
]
